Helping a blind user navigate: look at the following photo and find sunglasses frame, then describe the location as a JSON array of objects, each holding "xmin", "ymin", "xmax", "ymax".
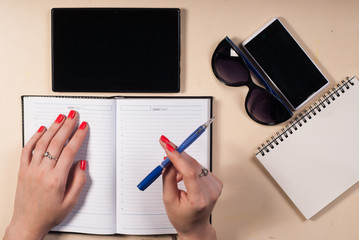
[{"xmin": 211, "ymin": 37, "xmax": 293, "ymax": 125}]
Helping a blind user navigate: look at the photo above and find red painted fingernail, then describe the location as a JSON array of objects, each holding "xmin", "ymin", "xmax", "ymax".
[
  {"xmin": 166, "ymin": 143, "xmax": 175, "ymax": 152},
  {"xmin": 37, "ymin": 126, "xmax": 45, "ymax": 133},
  {"xmin": 164, "ymin": 156, "xmax": 167, "ymax": 160},
  {"xmin": 79, "ymin": 121, "xmax": 87, "ymax": 130},
  {"xmin": 160, "ymin": 135, "xmax": 170, "ymax": 144},
  {"xmin": 80, "ymin": 160, "xmax": 87, "ymax": 170},
  {"xmin": 68, "ymin": 110, "xmax": 76, "ymax": 119},
  {"xmin": 55, "ymin": 114, "xmax": 65, "ymax": 123}
]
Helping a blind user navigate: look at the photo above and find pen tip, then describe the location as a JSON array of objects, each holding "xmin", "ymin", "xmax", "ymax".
[{"xmin": 204, "ymin": 116, "xmax": 215, "ymax": 127}]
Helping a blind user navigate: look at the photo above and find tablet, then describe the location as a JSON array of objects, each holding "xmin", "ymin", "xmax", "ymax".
[
  {"xmin": 242, "ymin": 18, "xmax": 329, "ymax": 110},
  {"xmin": 51, "ymin": 8, "xmax": 180, "ymax": 92}
]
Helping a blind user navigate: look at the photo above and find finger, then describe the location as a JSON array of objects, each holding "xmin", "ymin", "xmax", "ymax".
[
  {"xmin": 159, "ymin": 136, "xmax": 202, "ymax": 194},
  {"xmin": 21, "ymin": 125, "xmax": 47, "ymax": 168},
  {"xmin": 163, "ymin": 156, "xmax": 183, "ymax": 183},
  {"xmin": 63, "ymin": 160, "xmax": 87, "ymax": 211},
  {"xmin": 31, "ymin": 114, "xmax": 66, "ymax": 166},
  {"xmin": 159, "ymin": 135, "xmax": 202, "ymax": 176},
  {"xmin": 43, "ymin": 110, "xmax": 78, "ymax": 168},
  {"xmin": 162, "ymin": 164, "xmax": 180, "ymax": 204},
  {"xmin": 210, "ymin": 174, "xmax": 224, "ymax": 196},
  {"xmin": 203, "ymin": 173, "xmax": 223, "ymax": 197},
  {"xmin": 56, "ymin": 121, "xmax": 88, "ymax": 177},
  {"xmin": 210, "ymin": 172, "xmax": 223, "ymax": 190},
  {"xmin": 176, "ymin": 172, "xmax": 183, "ymax": 183}
]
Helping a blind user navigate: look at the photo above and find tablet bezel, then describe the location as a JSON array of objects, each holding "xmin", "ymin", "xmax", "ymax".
[{"xmin": 51, "ymin": 8, "xmax": 181, "ymax": 93}]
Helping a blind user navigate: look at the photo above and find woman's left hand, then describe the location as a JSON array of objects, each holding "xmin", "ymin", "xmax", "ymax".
[{"xmin": 4, "ymin": 111, "xmax": 88, "ymax": 240}]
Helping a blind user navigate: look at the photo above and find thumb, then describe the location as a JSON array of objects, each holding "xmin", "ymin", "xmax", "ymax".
[
  {"xmin": 63, "ymin": 160, "xmax": 87, "ymax": 210},
  {"xmin": 162, "ymin": 164, "xmax": 180, "ymax": 204}
]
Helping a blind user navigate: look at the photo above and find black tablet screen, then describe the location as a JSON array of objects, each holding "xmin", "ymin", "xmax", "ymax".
[{"xmin": 52, "ymin": 8, "xmax": 180, "ymax": 92}]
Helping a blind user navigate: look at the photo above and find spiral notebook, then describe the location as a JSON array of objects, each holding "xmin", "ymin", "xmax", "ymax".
[{"xmin": 256, "ymin": 76, "xmax": 359, "ymax": 219}]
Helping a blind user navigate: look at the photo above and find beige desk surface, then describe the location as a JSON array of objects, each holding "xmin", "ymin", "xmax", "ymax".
[{"xmin": 1, "ymin": 0, "xmax": 359, "ymax": 239}]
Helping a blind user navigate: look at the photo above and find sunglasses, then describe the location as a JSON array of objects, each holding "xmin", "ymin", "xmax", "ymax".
[{"xmin": 211, "ymin": 37, "xmax": 293, "ymax": 125}]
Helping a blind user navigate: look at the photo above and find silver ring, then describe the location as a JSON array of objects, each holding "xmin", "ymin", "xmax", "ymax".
[
  {"xmin": 44, "ymin": 151, "xmax": 57, "ymax": 161},
  {"xmin": 199, "ymin": 167, "xmax": 209, "ymax": 177}
]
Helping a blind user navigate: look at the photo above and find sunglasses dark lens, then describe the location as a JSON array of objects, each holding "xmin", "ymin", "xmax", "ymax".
[
  {"xmin": 246, "ymin": 87, "xmax": 292, "ymax": 125},
  {"xmin": 212, "ymin": 41, "xmax": 250, "ymax": 86}
]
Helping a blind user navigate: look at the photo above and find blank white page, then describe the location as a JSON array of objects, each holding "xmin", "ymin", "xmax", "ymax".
[
  {"xmin": 256, "ymin": 77, "xmax": 359, "ymax": 219},
  {"xmin": 23, "ymin": 96, "xmax": 116, "ymax": 234},
  {"xmin": 115, "ymin": 98, "xmax": 211, "ymax": 234}
]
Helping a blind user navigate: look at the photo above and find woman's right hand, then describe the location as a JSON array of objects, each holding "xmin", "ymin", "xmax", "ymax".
[{"xmin": 159, "ymin": 135, "xmax": 223, "ymax": 240}]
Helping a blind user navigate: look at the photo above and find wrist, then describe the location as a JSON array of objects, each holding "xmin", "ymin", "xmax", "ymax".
[
  {"xmin": 4, "ymin": 222, "xmax": 46, "ymax": 240},
  {"xmin": 177, "ymin": 224, "xmax": 217, "ymax": 240}
]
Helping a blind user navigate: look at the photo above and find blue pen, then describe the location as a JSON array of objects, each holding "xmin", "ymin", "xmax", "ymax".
[{"xmin": 137, "ymin": 117, "xmax": 215, "ymax": 191}]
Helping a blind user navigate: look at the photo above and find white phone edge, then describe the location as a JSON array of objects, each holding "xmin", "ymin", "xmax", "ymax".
[{"xmin": 242, "ymin": 17, "xmax": 329, "ymax": 111}]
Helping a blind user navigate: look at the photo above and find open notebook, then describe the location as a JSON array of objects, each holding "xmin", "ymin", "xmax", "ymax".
[
  {"xmin": 22, "ymin": 96, "xmax": 212, "ymax": 235},
  {"xmin": 256, "ymin": 76, "xmax": 359, "ymax": 219}
]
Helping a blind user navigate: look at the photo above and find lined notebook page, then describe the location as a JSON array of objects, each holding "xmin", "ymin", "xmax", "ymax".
[
  {"xmin": 23, "ymin": 97, "xmax": 116, "ymax": 234},
  {"xmin": 115, "ymin": 98, "xmax": 211, "ymax": 234},
  {"xmin": 256, "ymin": 77, "xmax": 359, "ymax": 219}
]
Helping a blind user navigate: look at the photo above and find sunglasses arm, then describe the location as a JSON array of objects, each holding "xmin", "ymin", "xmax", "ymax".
[{"xmin": 225, "ymin": 36, "xmax": 292, "ymax": 114}]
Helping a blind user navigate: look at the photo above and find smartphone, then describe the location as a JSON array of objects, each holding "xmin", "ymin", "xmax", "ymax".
[{"xmin": 242, "ymin": 18, "xmax": 329, "ymax": 110}]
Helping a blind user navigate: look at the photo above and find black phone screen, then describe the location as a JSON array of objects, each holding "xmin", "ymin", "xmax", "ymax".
[
  {"xmin": 243, "ymin": 19, "xmax": 328, "ymax": 109},
  {"xmin": 52, "ymin": 8, "xmax": 180, "ymax": 92}
]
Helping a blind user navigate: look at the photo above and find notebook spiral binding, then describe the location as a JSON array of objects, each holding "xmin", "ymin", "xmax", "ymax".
[{"xmin": 256, "ymin": 76, "xmax": 356, "ymax": 156}]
